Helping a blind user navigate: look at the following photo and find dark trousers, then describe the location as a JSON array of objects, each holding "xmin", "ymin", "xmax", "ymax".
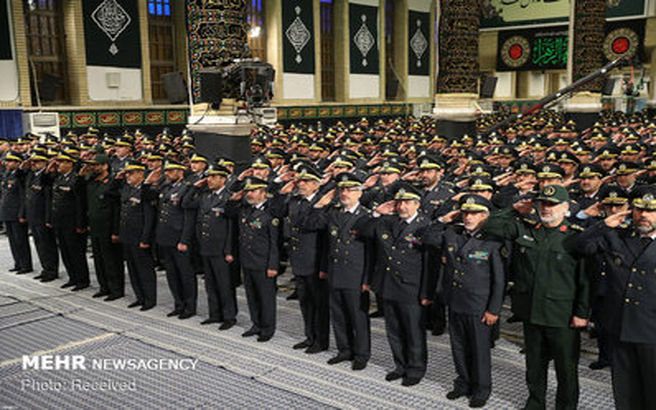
[
  {"xmin": 161, "ymin": 245, "xmax": 197, "ymax": 315},
  {"xmin": 30, "ymin": 224, "xmax": 58, "ymax": 277},
  {"xmin": 296, "ymin": 274, "xmax": 329, "ymax": 347},
  {"xmin": 610, "ymin": 339, "xmax": 656, "ymax": 410},
  {"xmin": 243, "ymin": 268, "xmax": 277, "ymax": 337},
  {"xmin": 523, "ymin": 323, "xmax": 580, "ymax": 410},
  {"xmin": 123, "ymin": 244, "xmax": 156, "ymax": 307},
  {"xmin": 384, "ymin": 299, "xmax": 427, "ymax": 379},
  {"xmin": 449, "ymin": 311, "xmax": 493, "ymax": 399},
  {"xmin": 591, "ymin": 297, "xmax": 612, "ymax": 364},
  {"xmin": 6, "ymin": 220, "xmax": 32, "ymax": 271},
  {"xmin": 54, "ymin": 227, "xmax": 89, "ymax": 286},
  {"xmin": 202, "ymin": 255, "xmax": 237, "ymax": 321},
  {"xmin": 90, "ymin": 235, "xmax": 124, "ymax": 297},
  {"xmin": 427, "ymin": 301, "xmax": 447, "ymax": 332},
  {"xmin": 330, "ymin": 288, "xmax": 370, "ymax": 361}
]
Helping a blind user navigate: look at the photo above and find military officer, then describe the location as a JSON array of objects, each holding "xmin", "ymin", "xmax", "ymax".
[
  {"xmin": 422, "ymin": 194, "xmax": 505, "ymax": 408},
  {"xmin": 483, "ymin": 185, "xmax": 590, "ymax": 410},
  {"xmin": 49, "ymin": 152, "xmax": 90, "ymax": 290},
  {"xmin": 151, "ymin": 159, "xmax": 197, "ymax": 319},
  {"xmin": 358, "ymin": 183, "xmax": 431, "ymax": 386},
  {"xmin": 110, "ymin": 137, "xmax": 133, "ymax": 176},
  {"xmin": 182, "ymin": 163, "xmax": 237, "ymax": 330},
  {"xmin": 82, "ymin": 153, "xmax": 125, "ymax": 300},
  {"xmin": 576, "ymin": 186, "xmax": 656, "ymax": 410},
  {"xmin": 1, "ymin": 151, "xmax": 32, "ymax": 274},
  {"xmin": 118, "ymin": 161, "xmax": 157, "ymax": 311},
  {"xmin": 417, "ymin": 154, "xmax": 453, "ymax": 335},
  {"xmin": 281, "ymin": 165, "xmax": 330, "ymax": 353},
  {"xmin": 229, "ymin": 177, "xmax": 281, "ymax": 342},
  {"xmin": 304, "ymin": 173, "xmax": 372, "ymax": 370},
  {"xmin": 24, "ymin": 152, "xmax": 58, "ymax": 281}
]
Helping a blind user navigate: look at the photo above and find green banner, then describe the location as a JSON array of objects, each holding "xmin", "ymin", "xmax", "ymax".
[{"xmin": 481, "ymin": 0, "xmax": 646, "ymax": 29}]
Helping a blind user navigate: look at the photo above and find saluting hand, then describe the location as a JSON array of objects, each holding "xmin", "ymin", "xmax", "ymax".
[
  {"xmin": 315, "ymin": 189, "xmax": 335, "ymax": 208},
  {"xmin": 375, "ymin": 200, "xmax": 396, "ymax": 216},
  {"xmin": 604, "ymin": 210, "xmax": 631, "ymax": 228},
  {"xmin": 362, "ymin": 174, "xmax": 379, "ymax": 188},
  {"xmin": 513, "ymin": 199, "xmax": 534, "ymax": 215},
  {"xmin": 194, "ymin": 177, "xmax": 207, "ymax": 188},
  {"xmin": 230, "ymin": 190, "xmax": 246, "ymax": 201},
  {"xmin": 279, "ymin": 180, "xmax": 297, "ymax": 195},
  {"xmin": 583, "ymin": 202, "xmax": 603, "ymax": 218}
]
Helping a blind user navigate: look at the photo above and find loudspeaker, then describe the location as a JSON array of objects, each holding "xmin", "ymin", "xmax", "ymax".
[
  {"xmin": 162, "ymin": 72, "xmax": 187, "ymax": 104},
  {"xmin": 480, "ymin": 76, "xmax": 498, "ymax": 99},
  {"xmin": 39, "ymin": 74, "xmax": 61, "ymax": 102},
  {"xmin": 601, "ymin": 78, "xmax": 616, "ymax": 96},
  {"xmin": 198, "ymin": 69, "xmax": 223, "ymax": 105}
]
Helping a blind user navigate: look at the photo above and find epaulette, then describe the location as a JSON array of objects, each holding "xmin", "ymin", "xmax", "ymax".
[
  {"xmin": 522, "ymin": 218, "xmax": 537, "ymax": 225},
  {"xmin": 570, "ymin": 224, "xmax": 584, "ymax": 232}
]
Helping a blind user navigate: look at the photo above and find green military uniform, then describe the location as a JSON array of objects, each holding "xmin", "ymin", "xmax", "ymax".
[
  {"xmin": 86, "ymin": 155, "xmax": 125, "ymax": 300},
  {"xmin": 483, "ymin": 185, "xmax": 590, "ymax": 410}
]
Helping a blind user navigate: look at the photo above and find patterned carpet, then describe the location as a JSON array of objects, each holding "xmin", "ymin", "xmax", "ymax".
[{"xmin": 0, "ymin": 238, "xmax": 614, "ymax": 409}]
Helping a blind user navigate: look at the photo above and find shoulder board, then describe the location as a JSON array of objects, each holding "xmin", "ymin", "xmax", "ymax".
[
  {"xmin": 569, "ymin": 224, "xmax": 584, "ymax": 232},
  {"xmin": 522, "ymin": 218, "xmax": 537, "ymax": 225}
]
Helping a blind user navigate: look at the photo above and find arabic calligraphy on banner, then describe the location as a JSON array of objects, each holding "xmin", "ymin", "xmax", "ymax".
[
  {"xmin": 481, "ymin": 0, "xmax": 646, "ymax": 28},
  {"xmin": 496, "ymin": 19, "xmax": 645, "ymax": 71}
]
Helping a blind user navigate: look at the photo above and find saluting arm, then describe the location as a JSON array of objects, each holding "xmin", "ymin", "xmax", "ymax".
[
  {"xmin": 482, "ymin": 207, "xmax": 520, "ymax": 240},
  {"xmin": 487, "ymin": 245, "xmax": 506, "ymax": 315}
]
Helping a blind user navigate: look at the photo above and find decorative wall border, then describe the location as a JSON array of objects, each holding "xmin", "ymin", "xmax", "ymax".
[
  {"xmin": 57, "ymin": 109, "xmax": 189, "ymax": 128},
  {"xmin": 276, "ymin": 103, "xmax": 412, "ymax": 120}
]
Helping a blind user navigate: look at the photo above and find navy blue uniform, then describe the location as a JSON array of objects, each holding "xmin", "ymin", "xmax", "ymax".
[
  {"xmin": 51, "ymin": 171, "xmax": 89, "ymax": 287},
  {"xmin": 577, "ymin": 222, "xmax": 656, "ymax": 410},
  {"xmin": 1, "ymin": 169, "xmax": 32, "ymax": 272},
  {"xmin": 119, "ymin": 183, "xmax": 157, "ymax": 308},
  {"xmin": 154, "ymin": 180, "xmax": 197, "ymax": 316},
  {"xmin": 183, "ymin": 186, "xmax": 237, "ymax": 322},
  {"xmin": 25, "ymin": 169, "xmax": 57, "ymax": 279}
]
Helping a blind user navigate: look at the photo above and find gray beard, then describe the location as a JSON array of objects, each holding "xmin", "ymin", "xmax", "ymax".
[
  {"xmin": 635, "ymin": 221, "xmax": 656, "ymax": 235},
  {"xmin": 538, "ymin": 214, "xmax": 560, "ymax": 224}
]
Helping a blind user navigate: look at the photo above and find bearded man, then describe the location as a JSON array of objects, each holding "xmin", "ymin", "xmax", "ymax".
[{"xmin": 482, "ymin": 185, "xmax": 590, "ymax": 410}]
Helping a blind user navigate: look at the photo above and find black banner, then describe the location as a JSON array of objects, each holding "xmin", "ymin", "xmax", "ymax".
[
  {"xmin": 497, "ymin": 19, "xmax": 645, "ymax": 72},
  {"xmin": 282, "ymin": 0, "xmax": 315, "ymax": 74},
  {"xmin": 349, "ymin": 3, "xmax": 379, "ymax": 75},
  {"xmin": 0, "ymin": 0, "xmax": 12, "ymax": 60},
  {"xmin": 408, "ymin": 11, "xmax": 429, "ymax": 76},
  {"xmin": 82, "ymin": 0, "xmax": 141, "ymax": 68}
]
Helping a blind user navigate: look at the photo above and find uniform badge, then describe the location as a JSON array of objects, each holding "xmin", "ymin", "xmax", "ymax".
[
  {"xmin": 468, "ymin": 251, "xmax": 489, "ymax": 260},
  {"xmin": 212, "ymin": 207, "xmax": 224, "ymax": 217},
  {"xmin": 249, "ymin": 220, "xmax": 263, "ymax": 229}
]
